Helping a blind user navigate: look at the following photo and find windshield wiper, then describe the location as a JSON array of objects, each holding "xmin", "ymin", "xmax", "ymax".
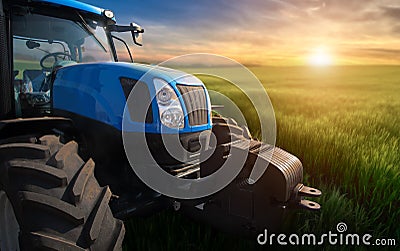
[{"xmin": 75, "ymin": 12, "xmax": 107, "ymax": 53}]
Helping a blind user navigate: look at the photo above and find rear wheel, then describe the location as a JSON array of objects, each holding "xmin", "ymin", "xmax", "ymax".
[{"xmin": 0, "ymin": 135, "xmax": 125, "ymax": 251}]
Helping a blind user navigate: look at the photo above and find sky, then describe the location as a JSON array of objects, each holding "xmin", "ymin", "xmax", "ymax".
[{"xmin": 81, "ymin": 0, "xmax": 400, "ymax": 66}]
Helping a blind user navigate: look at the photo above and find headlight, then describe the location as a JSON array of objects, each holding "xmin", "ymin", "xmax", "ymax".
[
  {"xmin": 157, "ymin": 87, "xmax": 173, "ymax": 105},
  {"xmin": 154, "ymin": 78, "xmax": 184, "ymax": 128},
  {"xmin": 160, "ymin": 108, "xmax": 184, "ymax": 128},
  {"xmin": 103, "ymin": 10, "xmax": 114, "ymax": 19}
]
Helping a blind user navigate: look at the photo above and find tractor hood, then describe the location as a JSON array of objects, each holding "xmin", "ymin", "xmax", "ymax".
[
  {"xmin": 98, "ymin": 62, "xmax": 203, "ymax": 85},
  {"xmin": 52, "ymin": 62, "xmax": 211, "ymax": 133}
]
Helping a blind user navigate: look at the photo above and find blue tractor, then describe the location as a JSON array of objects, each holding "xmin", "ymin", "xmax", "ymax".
[{"xmin": 0, "ymin": 0, "xmax": 321, "ymax": 250}]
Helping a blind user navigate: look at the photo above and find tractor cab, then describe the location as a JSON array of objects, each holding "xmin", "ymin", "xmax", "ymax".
[{"xmin": 10, "ymin": 1, "xmax": 142, "ymax": 117}]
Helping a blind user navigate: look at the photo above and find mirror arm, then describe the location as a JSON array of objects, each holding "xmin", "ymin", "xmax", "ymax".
[{"xmin": 108, "ymin": 24, "xmax": 144, "ymax": 33}]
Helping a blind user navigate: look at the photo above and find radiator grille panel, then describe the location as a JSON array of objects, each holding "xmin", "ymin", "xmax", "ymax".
[{"xmin": 176, "ymin": 85, "xmax": 208, "ymax": 126}]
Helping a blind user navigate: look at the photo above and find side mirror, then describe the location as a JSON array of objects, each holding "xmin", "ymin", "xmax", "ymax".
[
  {"xmin": 130, "ymin": 23, "xmax": 144, "ymax": 46},
  {"xmin": 26, "ymin": 40, "xmax": 40, "ymax": 49}
]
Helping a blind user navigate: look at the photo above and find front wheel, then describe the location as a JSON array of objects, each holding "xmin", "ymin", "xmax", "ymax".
[
  {"xmin": 0, "ymin": 135, "xmax": 125, "ymax": 251},
  {"xmin": 211, "ymin": 116, "xmax": 252, "ymax": 145}
]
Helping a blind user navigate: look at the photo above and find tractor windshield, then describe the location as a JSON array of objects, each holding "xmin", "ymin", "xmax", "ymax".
[
  {"xmin": 12, "ymin": 11, "xmax": 112, "ymax": 82},
  {"xmin": 11, "ymin": 9, "xmax": 113, "ymax": 117}
]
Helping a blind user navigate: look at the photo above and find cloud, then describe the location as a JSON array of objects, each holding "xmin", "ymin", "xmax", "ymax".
[
  {"xmin": 361, "ymin": 48, "xmax": 400, "ymax": 55},
  {"xmin": 81, "ymin": 0, "xmax": 400, "ymax": 65},
  {"xmin": 381, "ymin": 5, "xmax": 400, "ymax": 20}
]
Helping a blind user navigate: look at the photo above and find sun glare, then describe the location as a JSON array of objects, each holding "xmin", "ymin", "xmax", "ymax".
[{"xmin": 308, "ymin": 46, "xmax": 333, "ymax": 67}]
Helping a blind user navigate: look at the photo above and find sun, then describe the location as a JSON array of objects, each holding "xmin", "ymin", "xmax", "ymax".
[{"xmin": 308, "ymin": 46, "xmax": 333, "ymax": 67}]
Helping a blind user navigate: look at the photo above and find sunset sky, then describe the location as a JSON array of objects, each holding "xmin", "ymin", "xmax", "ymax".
[{"xmin": 81, "ymin": 0, "xmax": 400, "ymax": 66}]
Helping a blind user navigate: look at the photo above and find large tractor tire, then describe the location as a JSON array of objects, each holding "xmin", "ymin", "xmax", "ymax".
[
  {"xmin": 0, "ymin": 135, "xmax": 125, "ymax": 251},
  {"xmin": 211, "ymin": 116, "xmax": 252, "ymax": 144}
]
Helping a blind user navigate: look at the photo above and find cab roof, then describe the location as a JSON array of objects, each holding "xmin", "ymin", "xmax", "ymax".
[{"xmin": 30, "ymin": 0, "xmax": 115, "ymax": 21}]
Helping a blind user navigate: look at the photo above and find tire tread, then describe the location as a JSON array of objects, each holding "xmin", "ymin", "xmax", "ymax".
[{"xmin": 0, "ymin": 135, "xmax": 124, "ymax": 251}]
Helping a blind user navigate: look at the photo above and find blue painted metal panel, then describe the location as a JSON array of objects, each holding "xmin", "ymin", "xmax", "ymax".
[{"xmin": 31, "ymin": 0, "xmax": 116, "ymax": 21}]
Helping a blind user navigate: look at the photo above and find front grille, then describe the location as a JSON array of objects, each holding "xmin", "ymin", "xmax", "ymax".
[{"xmin": 176, "ymin": 85, "xmax": 208, "ymax": 126}]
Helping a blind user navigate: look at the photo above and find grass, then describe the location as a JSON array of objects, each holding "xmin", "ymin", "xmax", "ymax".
[
  {"xmin": 258, "ymin": 66, "xmax": 400, "ymax": 240},
  {"xmin": 13, "ymin": 59, "xmax": 41, "ymax": 79},
  {"xmin": 122, "ymin": 65, "xmax": 399, "ymax": 250}
]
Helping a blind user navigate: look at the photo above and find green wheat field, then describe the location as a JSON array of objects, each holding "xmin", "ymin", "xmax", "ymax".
[{"xmin": 122, "ymin": 65, "xmax": 400, "ymax": 250}]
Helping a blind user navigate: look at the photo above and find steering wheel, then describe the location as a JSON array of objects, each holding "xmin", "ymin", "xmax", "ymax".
[{"xmin": 40, "ymin": 52, "xmax": 72, "ymax": 71}]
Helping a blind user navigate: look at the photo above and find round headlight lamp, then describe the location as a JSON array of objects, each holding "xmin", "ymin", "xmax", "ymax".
[
  {"xmin": 103, "ymin": 10, "xmax": 115, "ymax": 19},
  {"xmin": 157, "ymin": 87, "xmax": 173, "ymax": 105},
  {"xmin": 161, "ymin": 108, "xmax": 184, "ymax": 128}
]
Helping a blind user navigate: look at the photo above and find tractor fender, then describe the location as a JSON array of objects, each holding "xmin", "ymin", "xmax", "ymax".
[{"xmin": 0, "ymin": 117, "xmax": 78, "ymax": 142}]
